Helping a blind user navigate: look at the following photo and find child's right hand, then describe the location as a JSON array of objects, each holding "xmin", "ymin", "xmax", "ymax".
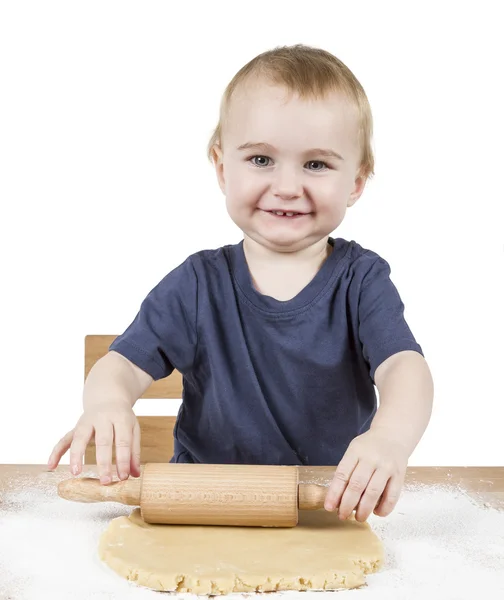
[{"xmin": 47, "ymin": 401, "xmax": 142, "ymax": 484}]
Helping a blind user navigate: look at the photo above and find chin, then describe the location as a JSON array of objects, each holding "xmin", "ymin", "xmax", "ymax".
[{"xmin": 255, "ymin": 232, "xmax": 316, "ymax": 253}]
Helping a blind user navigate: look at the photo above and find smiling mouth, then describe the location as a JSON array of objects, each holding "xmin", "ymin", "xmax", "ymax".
[{"xmin": 263, "ymin": 210, "xmax": 309, "ymax": 218}]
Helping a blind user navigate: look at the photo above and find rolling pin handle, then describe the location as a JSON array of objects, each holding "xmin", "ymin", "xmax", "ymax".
[
  {"xmin": 297, "ymin": 483, "xmax": 328, "ymax": 510},
  {"xmin": 57, "ymin": 476, "xmax": 142, "ymax": 506}
]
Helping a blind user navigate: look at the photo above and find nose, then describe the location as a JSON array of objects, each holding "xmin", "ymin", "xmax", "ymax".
[{"xmin": 270, "ymin": 166, "xmax": 303, "ymax": 200}]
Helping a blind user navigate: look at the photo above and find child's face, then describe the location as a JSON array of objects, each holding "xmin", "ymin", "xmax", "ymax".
[{"xmin": 213, "ymin": 82, "xmax": 366, "ymax": 253}]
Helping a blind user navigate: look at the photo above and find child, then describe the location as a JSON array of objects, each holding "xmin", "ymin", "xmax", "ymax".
[{"xmin": 48, "ymin": 44, "xmax": 434, "ymax": 523}]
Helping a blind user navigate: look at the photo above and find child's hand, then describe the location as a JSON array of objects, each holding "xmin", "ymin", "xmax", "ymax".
[
  {"xmin": 324, "ymin": 429, "xmax": 408, "ymax": 522},
  {"xmin": 47, "ymin": 401, "xmax": 142, "ymax": 485}
]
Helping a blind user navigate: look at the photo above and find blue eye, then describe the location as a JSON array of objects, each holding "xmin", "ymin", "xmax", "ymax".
[
  {"xmin": 306, "ymin": 160, "xmax": 329, "ymax": 171},
  {"xmin": 249, "ymin": 155, "xmax": 271, "ymax": 167},
  {"xmin": 247, "ymin": 156, "xmax": 329, "ymax": 171}
]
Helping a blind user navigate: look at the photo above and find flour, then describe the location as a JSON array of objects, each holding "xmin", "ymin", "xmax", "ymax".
[{"xmin": 1, "ymin": 472, "xmax": 503, "ymax": 599}]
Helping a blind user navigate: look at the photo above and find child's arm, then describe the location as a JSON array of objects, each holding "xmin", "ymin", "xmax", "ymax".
[
  {"xmin": 369, "ymin": 349, "xmax": 433, "ymax": 453},
  {"xmin": 324, "ymin": 350, "xmax": 434, "ymax": 521}
]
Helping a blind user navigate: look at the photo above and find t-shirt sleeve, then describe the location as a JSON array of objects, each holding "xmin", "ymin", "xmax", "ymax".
[
  {"xmin": 108, "ymin": 257, "xmax": 198, "ymax": 381},
  {"xmin": 358, "ymin": 255, "xmax": 423, "ymax": 384}
]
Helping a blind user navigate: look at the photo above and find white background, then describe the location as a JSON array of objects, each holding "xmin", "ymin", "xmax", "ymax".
[{"xmin": 0, "ymin": 1, "xmax": 502, "ymax": 466}]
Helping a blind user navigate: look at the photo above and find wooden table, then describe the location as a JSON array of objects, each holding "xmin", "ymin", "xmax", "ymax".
[
  {"xmin": 1, "ymin": 464, "xmax": 503, "ymax": 510},
  {"xmin": 0, "ymin": 465, "xmax": 502, "ymax": 598}
]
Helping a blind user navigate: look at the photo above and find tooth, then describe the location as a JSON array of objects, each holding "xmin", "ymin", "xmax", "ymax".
[
  {"xmin": 286, "ymin": 212, "xmax": 294, "ymax": 216},
  {"xmin": 274, "ymin": 211, "xmax": 285, "ymax": 216}
]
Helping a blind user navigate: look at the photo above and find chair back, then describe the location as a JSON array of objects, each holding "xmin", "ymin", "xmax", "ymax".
[{"xmin": 83, "ymin": 335, "xmax": 180, "ymax": 464}]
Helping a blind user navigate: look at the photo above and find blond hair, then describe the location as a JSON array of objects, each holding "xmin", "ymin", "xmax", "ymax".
[{"xmin": 207, "ymin": 44, "xmax": 375, "ymax": 182}]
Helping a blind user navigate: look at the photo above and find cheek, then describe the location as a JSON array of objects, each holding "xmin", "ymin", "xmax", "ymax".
[
  {"xmin": 315, "ymin": 193, "xmax": 348, "ymax": 225},
  {"xmin": 327, "ymin": 198, "xmax": 346, "ymax": 215},
  {"xmin": 226, "ymin": 173, "xmax": 263, "ymax": 207}
]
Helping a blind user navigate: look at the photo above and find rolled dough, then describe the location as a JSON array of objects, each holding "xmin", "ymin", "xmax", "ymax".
[{"xmin": 99, "ymin": 508, "xmax": 383, "ymax": 594}]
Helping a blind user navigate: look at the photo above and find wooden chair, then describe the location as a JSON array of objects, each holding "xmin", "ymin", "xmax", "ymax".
[{"xmin": 83, "ymin": 335, "xmax": 181, "ymax": 465}]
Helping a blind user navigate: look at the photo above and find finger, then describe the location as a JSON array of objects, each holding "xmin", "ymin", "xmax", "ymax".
[
  {"xmin": 47, "ymin": 430, "xmax": 75, "ymax": 470},
  {"xmin": 68, "ymin": 425, "xmax": 94, "ymax": 476},
  {"xmin": 338, "ymin": 462, "xmax": 376, "ymax": 520},
  {"xmin": 113, "ymin": 421, "xmax": 133, "ymax": 480},
  {"xmin": 374, "ymin": 473, "xmax": 404, "ymax": 517},
  {"xmin": 355, "ymin": 468, "xmax": 390, "ymax": 522},
  {"xmin": 130, "ymin": 420, "xmax": 142, "ymax": 478},
  {"xmin": 324, "ymin": 451, "xmax": 359, "ymax": 512},
  {"xmin": 94, "ymin": 421, "xmax": 114, "ymax": 484}
]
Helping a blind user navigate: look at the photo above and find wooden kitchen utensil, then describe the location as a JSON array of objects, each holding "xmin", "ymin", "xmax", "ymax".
[{"xmin": 57, "ymin": 463, "xmax": 328, "ymax": 527}]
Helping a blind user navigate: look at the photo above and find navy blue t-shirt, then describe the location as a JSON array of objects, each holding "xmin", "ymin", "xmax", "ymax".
[{"xmin": 109, "ymin": 237, "xmax": 423, "ymax": 466}]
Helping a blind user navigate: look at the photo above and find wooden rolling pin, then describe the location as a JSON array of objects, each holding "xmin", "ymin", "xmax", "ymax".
[{"xmin": 58, "ymin": 463, "xmax": 328, "ymax": 527}]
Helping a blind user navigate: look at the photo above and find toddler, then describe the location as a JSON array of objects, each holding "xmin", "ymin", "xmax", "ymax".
[{"xmin": 48, "ymin": 44, "xmax": 434, "ymax": 522}]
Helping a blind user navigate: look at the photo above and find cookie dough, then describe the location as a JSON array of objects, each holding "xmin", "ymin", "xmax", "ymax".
[{"xmin": 99, "ymin": 508, "xmax": 383, "ymax": 594}]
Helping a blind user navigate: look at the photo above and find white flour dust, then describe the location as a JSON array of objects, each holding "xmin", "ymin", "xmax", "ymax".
[{"xmin": 0, "ymin": 472, "xmax": 503, "ymax": 600}]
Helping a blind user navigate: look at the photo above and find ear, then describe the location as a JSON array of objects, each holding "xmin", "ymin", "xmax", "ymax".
[
  {"xmin": 347, "ymin": 169, "xmax": 367, "ymax": 208},
  {"xmin": 211, "ymin": 143, "xmax": 226, "ymax": 195}
]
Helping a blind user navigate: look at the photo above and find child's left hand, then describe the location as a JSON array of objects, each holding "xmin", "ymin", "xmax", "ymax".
[{"xmin": 323, "ymin": 429, "xmax": 409, "ymax": 522}]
